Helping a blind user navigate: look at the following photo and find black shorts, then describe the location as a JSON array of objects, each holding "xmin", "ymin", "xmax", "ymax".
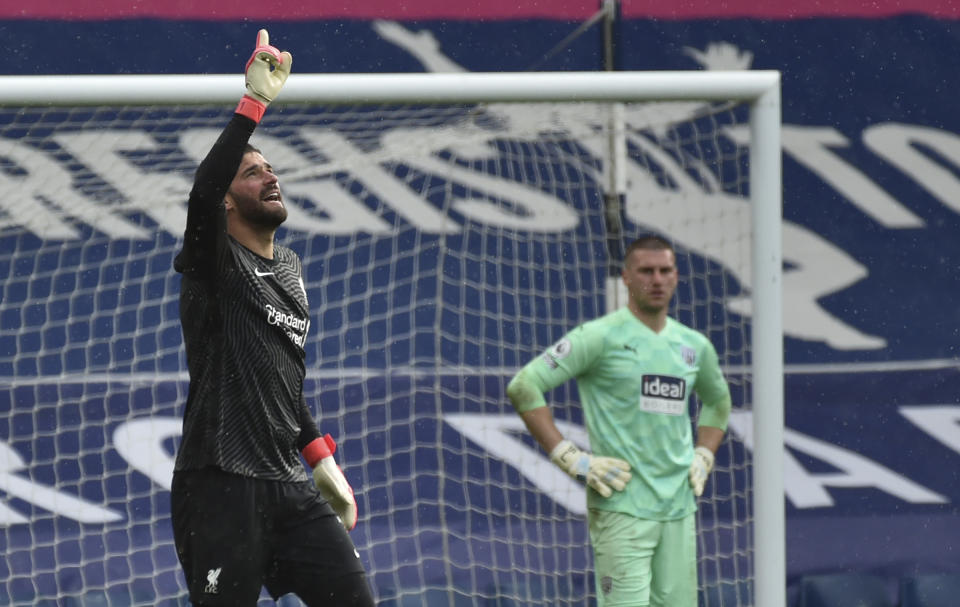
[{"xmin": 171, "ymin": 467, "xmax": 374, "ymax": 606}]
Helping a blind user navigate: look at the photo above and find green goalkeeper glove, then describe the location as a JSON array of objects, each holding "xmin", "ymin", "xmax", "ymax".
[
  {"xmin": 302, "ymin": 434, "xmax": 358, "ymax": 531},
  {"xmin": 688, "ymin": 446, "xmax": 715, "ymax": 497},
  {"xmin": 235, "ymin": 29, "xmax": 293, "ymax": 123},
  {"xmin": 549, "ymin": 439, "xmax": 632, "ymax": 498}
]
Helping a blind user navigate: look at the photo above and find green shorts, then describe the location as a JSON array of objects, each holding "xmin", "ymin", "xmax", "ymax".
[{"xmin": 588, "ymin": 509, "xmax": 698, "ymax": 607}]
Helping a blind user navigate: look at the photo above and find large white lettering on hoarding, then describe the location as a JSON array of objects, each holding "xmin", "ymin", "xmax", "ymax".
[
  {"xmin": 0, "ymin": 408, "xmax": 956, "ymax": 525},
  {"xmin": 0, "ymin": 441, "xmax": 123, "ymax": 525},
  {"xmin": 4, "ymin": 28, "xmax": 959, "ymax": 351},
  {"xmin": 112, "ymin": 416, "xmax": 181, "ymax": 491},
  {"xmin": 457, "ymin": 410, "xmax": 953, "ymax": 513},
  {"xmin": 5, "ymin": 118, "xmax": 948, "ymax": 350},
  {"xmin": 899, "ymin": 405, "xmax": 960, "ymax": 456},
  {"xmin": 0, "ymin": 137, "xmax": 151, "ymax": 240},
  {"xmin": 54, "ymin": 130, "xmax": 193, "ymax": 236},
  {"xmin": 587, "ymin": 127, "xmax": 888, "ymax": 350},
  {"xmin": 864, "ymin": 123, "xmax": 960, "ymax": 215},
  {"xmin": 0, "ymin": 417, "xmax": 180, "ymax": 526},
  {"xmin": 727, "ymin": 411, "xmax": 947, "ymax": 508},
  {"xmin": 776, "ymin": 126, "xmax": 924, "ymax": 228},
  {"xmin": 443, "ymin": 413, "xmax": 592, "ymax": 515}
]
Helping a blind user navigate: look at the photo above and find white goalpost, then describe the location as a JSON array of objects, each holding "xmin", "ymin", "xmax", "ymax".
[{"xmin": 0, "ymin": 71, "xmax": 783, "ymax": 607}]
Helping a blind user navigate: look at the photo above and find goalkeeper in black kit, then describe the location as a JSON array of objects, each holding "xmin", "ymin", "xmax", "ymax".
[{"xmin": 170, "ymin": 30, "xmax": 375, "ymax": 606}]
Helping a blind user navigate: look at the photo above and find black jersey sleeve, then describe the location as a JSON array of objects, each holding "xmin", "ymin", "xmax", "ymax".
[
  {"xmin": 296, "ymin": 393, "xmax": 322, "ymax": 452},
  {"xmin": 174, "ymin": 114, "xmax": 258, "ymax": 277}
]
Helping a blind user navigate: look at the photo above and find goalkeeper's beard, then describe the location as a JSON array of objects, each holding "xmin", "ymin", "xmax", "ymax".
[{"xmin": 233, "ymin": 189, "xmax": 288, "ymax": 229}]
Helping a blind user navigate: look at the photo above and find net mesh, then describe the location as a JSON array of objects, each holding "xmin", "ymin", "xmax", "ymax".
[{"xmin": 0, "ymin": 97, "xmax": 753, "ymax": 606}]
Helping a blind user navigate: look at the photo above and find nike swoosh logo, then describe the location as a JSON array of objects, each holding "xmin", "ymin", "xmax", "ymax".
[{"xmin": 254, "ymin": 269, "xmax": 275, "ymax": 277}]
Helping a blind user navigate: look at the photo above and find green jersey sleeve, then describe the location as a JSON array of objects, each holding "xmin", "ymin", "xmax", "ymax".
[
  {"xmin": 692, "ymin": 338, "xmax": 732, "ymax": 431},
  {"xmin": 506, "ymin": 322, "xmax": 605, "ymax": 413}
]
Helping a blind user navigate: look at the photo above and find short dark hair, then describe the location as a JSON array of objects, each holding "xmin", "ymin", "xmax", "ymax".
[
  {"xmin": 244, "ymin": 143, "xmax": 262, "ymax": 155},
  {"xmin": 623, "ymin": 235, "xmax": 674, "ymax": 261}
]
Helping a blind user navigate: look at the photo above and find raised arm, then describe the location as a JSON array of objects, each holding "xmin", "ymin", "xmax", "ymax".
[{"xmin": 174, "ymin": 29, "xmax": 292, "ymax": 276}]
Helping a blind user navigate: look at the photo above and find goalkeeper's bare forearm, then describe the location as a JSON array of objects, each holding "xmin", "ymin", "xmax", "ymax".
[
  {"xmin": 507, "ymin": 373, "xmax": 565, "ymax": 453},
  {"xmin": 695, "ymin": 425, "xmax": 725, "ymax": 453},
  {"xmin": 518, "ymin": 407, "xmax": 564, "ymax": 453},
  {"xmin": 689, "ymin": 392, "xmax": 731, "ymax": 496},
  {"xmin": 507, "ymin": 368, "xmax": 631, "ymax": 498}
]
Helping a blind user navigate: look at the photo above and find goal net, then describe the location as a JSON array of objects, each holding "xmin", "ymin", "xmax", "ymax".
[{"xmin": 0, "ymin": 72, "xmax": 782, "ymax": 607}]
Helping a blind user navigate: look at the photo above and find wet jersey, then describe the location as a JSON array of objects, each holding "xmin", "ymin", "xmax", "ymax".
[
  {"xmin": 509, "ymin": 307, "xmax": 731, "ymax": 521},
  {"xmin": 173, "ymin": 114, "xmax": 319, "ymax": 482}
]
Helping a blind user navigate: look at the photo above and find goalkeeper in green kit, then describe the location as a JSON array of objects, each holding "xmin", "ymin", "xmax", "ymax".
[{"xmin": 507, "ymin": 235, "xmax": 731, "ymax": 607}]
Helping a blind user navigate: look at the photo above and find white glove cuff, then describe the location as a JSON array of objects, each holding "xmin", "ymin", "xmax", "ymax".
[
  {"xmin": 549, "ymin": 439, "xmax": 574, "ymax": 461},
  {"xmin": 549, "ymin": 439, "xmax": 590, "ymax": 478},
  {"xmin": 694, "ymin": 446, "xmax": 715, "ymax": 470}
]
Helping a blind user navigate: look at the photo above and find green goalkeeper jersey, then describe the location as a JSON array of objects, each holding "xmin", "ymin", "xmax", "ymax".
[{"xmin": 508, "ymin": 307, "xmax": 731, "ymax": 521}]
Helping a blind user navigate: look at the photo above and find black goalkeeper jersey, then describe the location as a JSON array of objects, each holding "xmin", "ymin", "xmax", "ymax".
[{"xmin": 173, "ymin": 114, "xmax": 319, "ymax": 481}]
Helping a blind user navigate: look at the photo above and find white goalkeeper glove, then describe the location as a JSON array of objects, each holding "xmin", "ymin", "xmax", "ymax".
[
  {"xmin": 688, "ymin": 446, "xmax": 715, "ymax": 497},
  {"xmin": 549, "ymin": 439, "xmax": 632, "ymax": 498},
  {"xmin": 302, "ymin": 434, "xmax": 358, "ymax": 531},
  {"xmin": 235, "ymin": 29, "xmax": 292, "ymax": 123}
]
